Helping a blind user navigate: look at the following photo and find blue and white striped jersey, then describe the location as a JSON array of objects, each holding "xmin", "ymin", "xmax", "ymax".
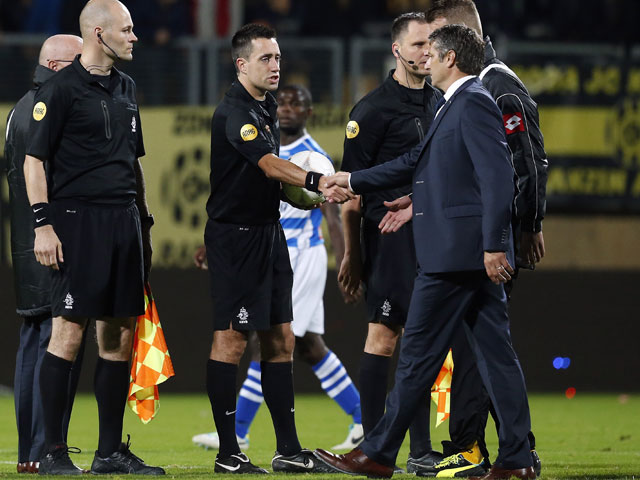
[{"xmin": 279, "ymin": 131, "xmax": 331, "ymax": 249}]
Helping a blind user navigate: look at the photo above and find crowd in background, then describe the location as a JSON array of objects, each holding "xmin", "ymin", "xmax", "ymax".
[{"xmin": 0, "ymin": 0, "xmax": 638, "ymax": 44}]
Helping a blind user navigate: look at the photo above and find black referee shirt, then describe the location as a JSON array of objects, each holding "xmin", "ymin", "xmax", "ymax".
[
  {"xmin": 27, "ymin": 55, "xmax": 145, "ymax": 204},
  {"xmin": 206, "ymin": 80, "xmax": 280, "ymax": 225},
  {"xmin": 342, "ymin": 70, "xmax": 442, "ymax": 224}
]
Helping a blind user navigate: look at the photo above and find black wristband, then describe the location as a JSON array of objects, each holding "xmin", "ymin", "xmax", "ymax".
[
  {"xmin": 305, "ymin": 171, "xmax": 323, "ymax": 193},
  {"xmin": 32, "ymin": 202, "xmax": 51, "ymax": 229}
]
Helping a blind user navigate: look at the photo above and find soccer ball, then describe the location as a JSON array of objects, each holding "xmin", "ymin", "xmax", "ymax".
[{"xmin": 282, "ymin": 151, "xmax": 335, "ymax": 208}]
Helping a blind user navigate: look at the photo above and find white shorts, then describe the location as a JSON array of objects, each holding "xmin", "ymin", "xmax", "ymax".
[{"xmin": 288, "ymin": 244, "xmax": 327, "ymax": 337}]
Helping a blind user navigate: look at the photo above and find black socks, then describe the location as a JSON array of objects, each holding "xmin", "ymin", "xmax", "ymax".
[
  {"xmin": 359, "ymin": 353, "xmax": 390, "ymax": 435},
  {"xmin": 94, "ymin": 357, "xmax": 129, "ymax": 458},
  {"xmin": 40, "ymin": 352, "xmax": 73, "ymax": 450},
  {"xmin": 207, "ymin": 359, "xmax": 240, "ymax": 456},
  {"xmin": 261, "ymin": 361, "xmax": 301, "ymax": 456}
]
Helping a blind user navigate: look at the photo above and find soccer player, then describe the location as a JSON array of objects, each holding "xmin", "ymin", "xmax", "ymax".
[
  {"xmin": 193, "ymin": 84, "xmax": 363, "ymax": 453},
  {"xmin": 202, "ymin": 24, "xmax": 352, "ymax": 474}
]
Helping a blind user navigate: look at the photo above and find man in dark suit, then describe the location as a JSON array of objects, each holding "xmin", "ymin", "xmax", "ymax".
[{"xmin": 315, "ymin": 24, "xmax": 535, "ymax": 480}]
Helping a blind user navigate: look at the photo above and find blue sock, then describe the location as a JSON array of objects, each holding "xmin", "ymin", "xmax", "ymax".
[
  {"xmin": 312, "ymin": 350, "xmax": 361, "ymax": 424},
  {"xmin": 235, "ymin": 361, "xmax": 264, "ymax": 438}
]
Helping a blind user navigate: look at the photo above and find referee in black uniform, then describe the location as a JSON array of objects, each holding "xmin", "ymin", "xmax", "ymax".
[
  {"xmin": 204, "ymin": 23, "xmax": 352, "ymax": 474},
  {"xmin": 338, "ymin": 13, "xmax": 443, "ymax": 473},
  {"xmin": 24, "ymin": 0, "xmax": 162, "ymax": 475},
  {"xmin": 5, "ymin": 34, "xmax": 85, "ymax": 475}
]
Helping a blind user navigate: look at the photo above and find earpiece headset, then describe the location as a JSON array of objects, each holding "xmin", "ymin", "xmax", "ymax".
[{"xmin": 97, "ymin": 31, "xmax": 120, "ymax": 60}]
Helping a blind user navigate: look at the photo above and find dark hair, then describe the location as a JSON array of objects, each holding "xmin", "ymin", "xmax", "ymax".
[
  {"xmin": 428, "ymin": 24, "xmax": 484, "ymax": 75},
  {"xmin": 391, "ymin": 12, "xmax": 426, "ymax": 42},
  {"xmin": 425, "ymin": 0, "xmax": 482, "ymax": 36},
  {"xmin": 279, "ymin": 84, "xmax": 313, "ymax": 107},
  {"xmin": 231, "ymin": 23, "xmax": 277, "ymax": 65}
]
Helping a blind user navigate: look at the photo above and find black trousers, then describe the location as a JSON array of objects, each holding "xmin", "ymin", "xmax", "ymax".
[{"xmin": 14, "ymin": 315, "xmax": 85, "ymax": 462}]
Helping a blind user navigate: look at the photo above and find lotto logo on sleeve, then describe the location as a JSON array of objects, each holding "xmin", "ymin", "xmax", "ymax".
[
  {"xmin": 503, "ymin": 112, "xmax": 525, "ymax": 134},
  {"xmin": 345, "ymin": 120, "xmax": 359, "ymax": 139},
  {"xmin": 240, "ymin": 124, "xmax": 258, "ymax": 141},
  {"xmin": 32, "ymin": 102, "xmax": 47, "ymax": 121}
]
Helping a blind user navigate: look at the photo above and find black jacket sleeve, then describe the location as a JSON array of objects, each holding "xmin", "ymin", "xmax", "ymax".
[{"xmin": 483, "ymin": 68, "xmax": 548, "ymax": 233}]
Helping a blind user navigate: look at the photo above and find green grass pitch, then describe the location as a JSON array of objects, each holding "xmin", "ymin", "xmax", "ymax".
[{"xmin": 0, "ymin": 392, "xmax": 638, "ymax": 478}]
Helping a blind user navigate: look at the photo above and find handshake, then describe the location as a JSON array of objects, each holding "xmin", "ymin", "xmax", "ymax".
[{"xmin": 317, "ymin": 172, "xmax": 353, "ymax": 203}]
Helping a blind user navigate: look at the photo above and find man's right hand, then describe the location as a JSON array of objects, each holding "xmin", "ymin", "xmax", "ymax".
[
  {"xmin": 323, "ymin": 171, "xmax": 351, "ymax": 189},
  {"xmin": 318, "ymin": 173, "xmax": 355, "ymax": 204},
  {"xmin": 194, "ymin": 245, "xmax": 208, "ymax": 270},
  {"xmin": 338, "ymin": 253, "xmax": 363, "ymax": 297},
  {"xmin": 338, "ymin": 280, "xmax": 363, "ymax": 305},
  {"xmin": 34, "ymin": 225, "xmax": 63, "ymax": 270}
]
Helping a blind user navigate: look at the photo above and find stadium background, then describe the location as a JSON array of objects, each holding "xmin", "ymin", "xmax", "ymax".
[{"xmin": 0, "ymin": 0, "xmax": 638, "ymax": 396}]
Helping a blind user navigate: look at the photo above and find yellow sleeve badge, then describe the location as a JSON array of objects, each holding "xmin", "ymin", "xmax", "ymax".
[
  {"xmin": 240, "ymin": 124, "xmax": 258, "ymax": 141},
  {"xmin": 32, "ymin": 102, "xmax": 47, "ymax": 121},
  {"xmin": 346, "ymin": 120, "xmax": 359, "ymax": 139}
]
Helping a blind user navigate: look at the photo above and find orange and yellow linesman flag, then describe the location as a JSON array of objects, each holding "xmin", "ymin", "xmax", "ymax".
[
  {"xmin": 127, "ymin": 284, "xmax": 175, "ymax": 424},
  {"xmin": 430, "ymin": 349, "xmax": 454, "ymax": 427}
]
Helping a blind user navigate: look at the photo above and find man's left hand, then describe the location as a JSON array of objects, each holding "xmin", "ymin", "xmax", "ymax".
[
  {"xmin": 379, "ymin": 196, "xmax": 413, "ymax": 234},
  {"xmin": 520, "ymin": 231, "xmax": 545, "ymax": 265},
  {"xmin": 484, "ymin": 251, "xmax": 514, "ymax": 285},
  {"xmin": 142, "ymin": 225, "xmax": 153, "ymax": 283}
]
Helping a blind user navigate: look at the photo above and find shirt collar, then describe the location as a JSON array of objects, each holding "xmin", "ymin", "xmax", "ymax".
[
  {"xmin": 281, "ymin": 130, "xmax": 310, "ymax": 150},
  {"xmin": 443, "ymin": 75, "xmax": 477, "ymax": 101},
  {"xmin": 483, "ymin": 35, "xmax": 497, "ymax": 65},
  {"xmin": 229, "ymin": 80, "xmax": 278, "ymax": 119},
  {"xmin": 33, "ymin": 65, "xmax": 55, "ymax": 87},
  {"xmin": 71, "ymin": 54, "xmax": 119, "ymax": 88}
]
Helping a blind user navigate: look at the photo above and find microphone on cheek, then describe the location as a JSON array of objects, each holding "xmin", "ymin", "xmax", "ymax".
[
  {"xmin": 395, "ymin": 49, "xmax": 419, "ymax": 71},
  {"xmin": 97, "ymin": 32, "xmax": 121, "ymax": 60}
]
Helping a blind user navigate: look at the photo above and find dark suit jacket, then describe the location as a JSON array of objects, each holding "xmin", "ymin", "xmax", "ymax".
[{"xmin": 351, "ymin": 78, "xmax": 514, "ymax": 273}]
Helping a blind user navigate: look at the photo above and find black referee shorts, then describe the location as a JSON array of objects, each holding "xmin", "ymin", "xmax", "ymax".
[
  {"xmin": 362, "ymin": 220, "xmax": 416, "ymax": 327},
  {"xmin": 50, "ymin": 200, "xmax": 145, "ymax": 319},
  {"xmin": 205, "ymin": 219, "xmax": 293, "ymax": 331}
]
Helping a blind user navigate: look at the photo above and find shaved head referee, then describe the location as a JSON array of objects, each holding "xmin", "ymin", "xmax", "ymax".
[{"xmin": 23, "ymin": 0, "xmax": 162, "ymax": 475}]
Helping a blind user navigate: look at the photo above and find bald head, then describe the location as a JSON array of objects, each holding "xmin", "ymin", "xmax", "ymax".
[
  {"xmin": 79, "ymin": 0, "xmax": 130, "ymax": 39},
  {"xmin": 425, "ymin": 0, "xmax": 483, "ymax": 37},
  {"xmin": 38, "ymin": 34, "xmax": 83, "ymax": 70},
  {"xmin": 78, "ymin": 0, "xmax": 137, "ymax": 64}
]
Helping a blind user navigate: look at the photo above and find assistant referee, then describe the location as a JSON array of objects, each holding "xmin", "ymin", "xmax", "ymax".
[
  {"xmin": 204, "ymin": 23, "xmax": 352, "ymax": 474},
  {"xmin": 24, "ymin": 0, "xmax": 162, "ymax": 475}
]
